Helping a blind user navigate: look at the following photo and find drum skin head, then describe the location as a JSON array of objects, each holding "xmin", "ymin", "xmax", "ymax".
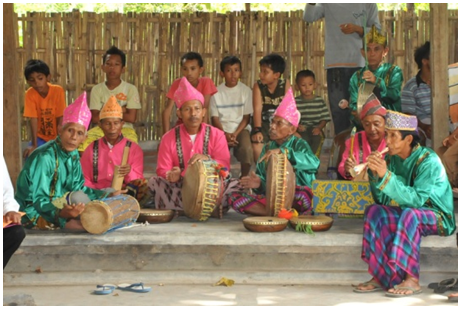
[
  {"xmin": 266, "ymin": 153, "xmax": 296, "ymax": 217},
  {"xmin": 81, "ymin": 201, "xmax": 113, "ymax": 235},
  {"xmin": 289, "ymin": 215, "xmax": 334, "ymax": 232},
  {"xmin": 243, "ymin": 216, "xmax": 288, "ymax": 232}
]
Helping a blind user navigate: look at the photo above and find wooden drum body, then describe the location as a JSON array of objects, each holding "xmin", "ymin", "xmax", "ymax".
[
  {"xmin": 81, "ymin": 194, "xmax": 140, "ymax": 234},
  {"xmin": 266, "ymin": 152, "xmax": 296, "ymax": 217},
  {"xmin": 182, "ymin": 160, "xmax": 223, "ymax": 221}
]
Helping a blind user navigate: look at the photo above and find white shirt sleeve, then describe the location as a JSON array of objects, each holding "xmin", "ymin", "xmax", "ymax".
[{"xmin": 3, "ymin": 156, "xmax": 20, "ymax": 215}]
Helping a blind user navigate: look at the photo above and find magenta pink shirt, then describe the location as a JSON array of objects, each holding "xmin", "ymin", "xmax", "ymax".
[
  {"xmin": 156, "ymin": 123, "xmax": 230, "ymax": 179},
  {"xmin": 81, "ymin": 136, "xmax": 144, "ymax": 189},
  {"xmin": 166, "ymin": 77, "xmax": 217, "ymax": 100},
  {"xmin": 338, "ymin": 131, "xmax": 387, "ymax": 179}
]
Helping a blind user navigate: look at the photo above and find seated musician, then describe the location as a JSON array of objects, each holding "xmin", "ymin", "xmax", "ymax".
[
  {"xmin": 147, "ymin": 77, "xmax": 235, "ymax": 212},
  {"xmin": 338, "ymin": 93, "xmax": 387, "ymax": 181},
  {"xmin": 354, "ymin": 111, "xmax": 455, "ymax": 296},
  {"xmin": 15, "ymin": 93, "xmax": 124, "ymax": 231},
  {"xmin": 227, "ymin": 88, "xmax": 320, "ymax": 216},
  {"xmin": 80, "ymin": 96, "xmax": 147, "ymax": 203}
]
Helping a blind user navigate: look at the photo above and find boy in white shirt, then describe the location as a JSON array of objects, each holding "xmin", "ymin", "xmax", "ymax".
[{"xmin": 210, "ymin": 56, "xmax": 254, "ymax": 177}]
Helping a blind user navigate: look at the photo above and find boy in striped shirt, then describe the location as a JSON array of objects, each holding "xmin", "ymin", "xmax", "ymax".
[{"xmin": 295, "ymin": 70, "xmax": 331, "ymax": 157}]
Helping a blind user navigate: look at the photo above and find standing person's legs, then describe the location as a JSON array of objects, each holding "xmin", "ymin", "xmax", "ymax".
[
  {"xmin": 327, "ymin": 68, "xmax": 358, "ymax": 135},
  {"xmin": 3, "ymin": 225, "xmax": 26, "ymax": 269}
]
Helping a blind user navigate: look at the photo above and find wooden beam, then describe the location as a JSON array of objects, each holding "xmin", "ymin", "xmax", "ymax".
[
  {"xmin": 3, "ymin": 3, "xmax": 22, "ymax": 186},
  {"xmin": 430, "ymin": 4, "xmax": 449, "ymax": 149}
]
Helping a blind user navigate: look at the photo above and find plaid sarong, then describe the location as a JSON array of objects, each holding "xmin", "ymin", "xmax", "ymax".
[{"xmin": 362, "ymin": 204, "xmax": 439, "ymax": 289}]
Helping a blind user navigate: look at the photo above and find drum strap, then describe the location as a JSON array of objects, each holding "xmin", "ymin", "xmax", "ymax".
[
  {"xmin": 92, "ymin": 137, "xmax": 132, "ymax": 183},
  {"xmin": 175, "ymin": 125, "xmax": 211, "ymax": 171}
]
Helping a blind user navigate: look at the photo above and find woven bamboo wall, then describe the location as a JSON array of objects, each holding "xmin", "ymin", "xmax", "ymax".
[{"xmin": 15, "ymin": 9, "xmax": 458, "ymax": 141}]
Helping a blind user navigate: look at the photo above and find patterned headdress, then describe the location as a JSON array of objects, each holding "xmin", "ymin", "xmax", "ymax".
[
  {"xmin": 173, "ymin": 77, "xmax": 204, "ymax": 108},
  {"xmin": 385, "ymin": 111, "xmax": 418, "ymax": 131},
  {"xmin": 365, "ymin": 25, "xmax": 387, "ymax": 47},
  {"xmin": 62, "ymin": 92, "xmax": 91, "ymax": 129},
  {"xmin": 273, "ymin": 87, "xmax": 300, "ymax": 127},
  {"xmin": 100, "ymin": 95, "xmax": 123, "ymax": 120},
  {"xmin": 360, "ymin": 93, "xmax": 387, "ymax": 120}
]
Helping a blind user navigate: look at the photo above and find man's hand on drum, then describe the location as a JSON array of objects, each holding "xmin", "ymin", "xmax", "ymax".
[
  {"xmin": 107, "ymin": 189, "xmax": 129, "ymax": 197},
  {"xmin": 188, "ymin": 153, "xmax": 210, "ymax": 165},
  {"xmin": 60, "ymin": 203, "xmax": 85, "ymax": 219},
  {"xmin": 239, "ymin": 171, "xmax": 261, "ymax": 189},
  {"xmin": 344, "ymin": 156, "xmax": 357, "ymax": 177},
  {"xmin": 166, "ymin": 166, "xmax": 182, "ymax": 183},
  {"xmin": 117, "ymin": 164, "xmax": 131, "ymax": 177},
  {"xmin": 258, "ymin": 148, "xmax": 282, "ymax": 163},
  {"xmin": 366, "ymin": 151, "xmax": 388, "ymax": 178}
]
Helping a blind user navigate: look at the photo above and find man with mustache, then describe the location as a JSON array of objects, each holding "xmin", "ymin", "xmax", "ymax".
[
  {"xmin": 227, "ymin": 88, "xmax": 320, "ymax": 216},
  {"xmin": 15, "ymin": 93, "xmax": 124, "ymax": 231},
  {"xmin": 148, "ymin": 77, "xmax": 233, "ymax": 213}
]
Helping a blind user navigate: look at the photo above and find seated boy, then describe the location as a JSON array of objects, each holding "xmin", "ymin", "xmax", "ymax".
[
  {"xmin": 210, "ymin": 56, "xmax": 254, "ymax": 177},
  {"xmin": 294, "ymin": 69, "xmax": 331, "ymax": 157},
  {"xmin": 79, "ymin": 46, "xmax": 141, "ymax": 152},
  {"xmin": 16, "ymin": 93, "xmax": 124, "ymax": 231},
  {"xmin": 162, "ymin": 52, "xmax": 217, "ymax": 135},
  {"xmin": 347, "ymin": 25, "xmax": 403, "ymax": 129},
  {"xmin": 227, "ymin": 88, "xmax": 320, "ymax": 216},
  {"xmin": 22, "ymin": 59, "xmax": 66, "ymax": 158},
  {"xmin": 251, "ymin": 53, "xmax": 291, "ymax": 162},
  {"xmin": 80, "ymin": 96, "xmax": 147, "ymax": 204}
]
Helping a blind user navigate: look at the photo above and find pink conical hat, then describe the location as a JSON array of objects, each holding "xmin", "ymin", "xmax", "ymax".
[
  {"xmin": 273, "ymin": 87, "xmax": 300, "ymax": 127},
  {"xmin": 173, "ymin": 77, "xmax": 204, "ymax": 108},
  {"xmin": 62, "ymin": 92, "xmax": 91, "ymax": 129}
]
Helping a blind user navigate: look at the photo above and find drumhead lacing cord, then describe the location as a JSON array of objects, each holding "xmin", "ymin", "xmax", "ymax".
[
  {"xmin": 274, "ymin": 152, "xmax": 287, "ymax": 216},
  {"xmin": 200, "ymin": 167, "xmax": 221, "ymax": 221}
]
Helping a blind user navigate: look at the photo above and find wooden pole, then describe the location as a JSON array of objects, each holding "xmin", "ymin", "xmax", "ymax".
[
  {"xmin": 3, "ymin": 3, "xmax": 22, "ymax": 186},
  {"xmin": 430, "ymin": 4, "xmax": 449, "ymax": 149}
]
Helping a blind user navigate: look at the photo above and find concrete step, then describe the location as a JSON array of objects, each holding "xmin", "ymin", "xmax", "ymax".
[{"xmin": 4, "ymin": 210, "xmax": 458, "ymax": 287}]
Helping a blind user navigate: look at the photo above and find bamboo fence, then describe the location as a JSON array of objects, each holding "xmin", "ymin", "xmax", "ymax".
[{"xmin": 14, "ymin": 9, "xmax": 458, "ymax": 141}]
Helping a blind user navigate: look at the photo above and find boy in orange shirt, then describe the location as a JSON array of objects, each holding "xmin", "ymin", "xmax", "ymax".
[{"xmin": 22, "ymin": 59, "xmax": 66, "ymax": 158}]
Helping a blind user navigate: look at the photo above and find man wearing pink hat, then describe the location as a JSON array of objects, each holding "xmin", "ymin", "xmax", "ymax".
[
  {"xmin": 227, "ymin": 88, "xmax": 320, "ymax": 216},
  {"xmin": 15, "ymin": 93, "xmax": 124, "ymax": 231},
  {"xmin": 148, "ymin": 77, "xmax": 234, "ymax": 212}
]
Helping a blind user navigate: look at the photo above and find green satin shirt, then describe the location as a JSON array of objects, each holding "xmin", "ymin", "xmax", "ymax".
[
  {"xmin": 368, "ymin": 145, "xmax": 456, "ymax": 236},
  {"xmin": 255, "ymin": 135, "xmax": 320, "ymax": 194},
  {"xmin": 16, "ymin": 137, "xmax": 107, "ymax": 228}
]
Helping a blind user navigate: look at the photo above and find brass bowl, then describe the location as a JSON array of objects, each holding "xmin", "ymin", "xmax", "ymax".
[
  {"xmin": 137, "ymin": 209, "xmax": 175, "ymax": 224},
  {"xmin": 289, "ymin": 215, "xmax": 333, "ymax": 232},
  {"xmin": 243, "ymin": 216, "xmax": 288, "ymax": 232}
]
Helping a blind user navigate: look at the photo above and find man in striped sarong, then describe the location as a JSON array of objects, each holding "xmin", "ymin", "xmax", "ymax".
[{"xmin": 353, "ymin": 111, "xmax": 456, "ymax": 297}]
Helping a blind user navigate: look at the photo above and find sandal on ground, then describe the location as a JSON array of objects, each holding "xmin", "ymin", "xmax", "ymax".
[
  {"xmin": 427, "ymin": 278, "xmax": 457, "ymax": 294},
  {"xmin": 353, "ymin": 280, "xmax": 383, "ymax": 293},
  {"xmin": 93, "ymin": 284, "xmax": 116, "ymax": 295},
  {"xmin": 385, "ymin": 285, "xmax": 422, "ymax": 298},
  {"xmin": 117, "ymin": 282, "xmax": 152, "ymax": 293}
]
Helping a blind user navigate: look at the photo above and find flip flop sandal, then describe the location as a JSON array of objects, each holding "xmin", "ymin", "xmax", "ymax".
[
  {"xmin": 353, "ymin": 281, "xmax": 383, "ymax": 293},
  {"xmin": 117, "ymin": 282, "xmax": 152, "ymax": 293},
  {"xmin": 385, "ymin": 286, "xmax": 422, "ymax": 298},
  {"xmin": 93, "ymin": 284, "xmax": 116, "ymax": 295},
  {"xmin": 428, "ymin": 278, "xmax": 457, "ymax": 294}
]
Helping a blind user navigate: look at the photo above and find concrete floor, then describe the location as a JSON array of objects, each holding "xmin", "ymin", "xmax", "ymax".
[{"xmin": 3, "ymin": 284, "xmax": 458, "ymax": 306}]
